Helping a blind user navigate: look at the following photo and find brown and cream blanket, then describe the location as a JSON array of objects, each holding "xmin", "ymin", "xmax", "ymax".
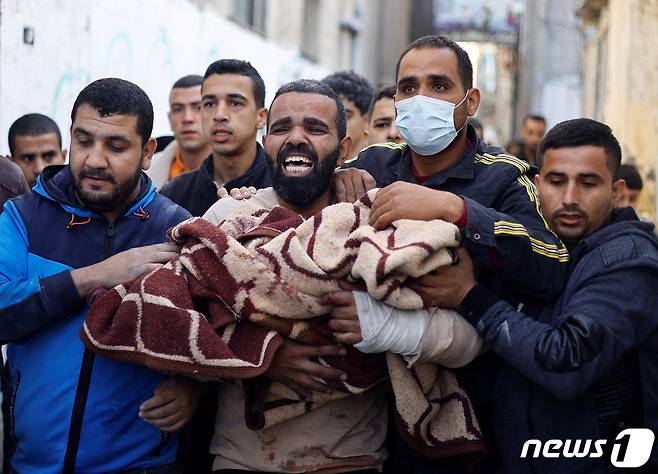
[{"xmin": 82, "ymin": 190, "xmax": 485, "ymax": 460}]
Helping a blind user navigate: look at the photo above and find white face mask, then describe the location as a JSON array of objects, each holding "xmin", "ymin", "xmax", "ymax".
[{"xmin": 395, "ymin": 92, "xmax": 469, "ymax": 156}]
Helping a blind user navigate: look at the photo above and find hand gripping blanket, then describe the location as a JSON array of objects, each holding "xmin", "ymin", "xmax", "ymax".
[{"xmin": 82, "ymin": 190, "xmax": 486, "ymax": 460}]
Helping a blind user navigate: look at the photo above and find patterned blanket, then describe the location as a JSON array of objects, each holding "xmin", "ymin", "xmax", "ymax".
[{"xmin": 82, "ymin": 190, "xmax": 485, "ymax": 459}]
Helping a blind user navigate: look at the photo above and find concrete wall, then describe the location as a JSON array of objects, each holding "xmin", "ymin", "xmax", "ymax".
[
  {"xmin": 580, "ymin": 0, "xmax": 658, "ymax": 220},
  {"xmin": 463, "ymin": 42, "xmax": 516, "ymax": 147},
  {"xmin": 0, "ymin": 0, "xmax": 329, "ymax": 153},
  {"xmin": 516, "ymin": 0, "xmax": 583, "ymax": 132},
  {"xmin": 359, "ymin": 0, "xmax": 412, "ymax": 86}
]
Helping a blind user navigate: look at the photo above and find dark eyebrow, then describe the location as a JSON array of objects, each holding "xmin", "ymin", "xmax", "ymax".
[
  {"xmin": 107, "ymin": 135, "xmax": 131, "ymax": 143},
  {"xmin": 398, "ymin": 73, "xmax": 455, "ymax": 89},
  {"xmin": 304, "ymin": 117, "xmax": 329, "ymax": 129},
  {"xmin": 578, "ymin": 173, "xmax": 603, "ymax": 180},
  {"xmin": 73, "ymin": 127, "xmax": 92, "ymax": 137},
  {"xmin": 269, "ymin": 117, "xmax": 292, "ymax": 129},
  {"xmin": 171, "ymin": 100, "xmax": 202, "ymax": 107},
  {"xmin": 544, "ymin": 171, "xmax": 567, "ymax": 178},
  {"xmin": 397, "ymin": 75, "xmax": 417, "ymax": 87},
  {"xmin": 227, "ymin": 93, "xmax": 248, "ymax": 102},
  {"xmin": 201, "ymin": 94, "xmax": 216, "ymax": 102},
  {"xmin": 73, "ymin": 127, "xmax": 130, "ymax": 143},
  {"xmin": 427, "ymin": 73, "xmax": 454, "ymax": 84}
]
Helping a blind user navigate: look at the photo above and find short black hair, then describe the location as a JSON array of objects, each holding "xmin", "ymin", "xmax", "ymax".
[
  {"xmin": 8, "ymin": 114, "xmax": 62, "ymax": 155},
  {"xmin": 395, "ymin": 35, "xmax": 473, "ymax": 92},
  {"xmin": 321, "ymin": 71, "xmax": 374, "ymax": 116},
  {"xmin": 267, "ymin": 79, "xmax": 347, "ymax": 140},
  {"xmin": 71, "ymin": 78, "xmax": 154, "ymax": 146},
  {"xmin": 618, "ymin": 164, "xmax": 643, "ymax": 190},
  {"xmin": 203, "ymin": 59, "xmax": 266, "ymax": 108},
  {"xmin": 524, "ymin": 114, "xmax": 546, "ymax": 125},
  {"xmin": 537, "ymin": 118, "xmax": 622, "ymax": 178},
  {"xmin": 172, "ymin": 74, "xmax": 203, "ymax": 89},
  {"xmin": 367, "ymin": 84, "xmax": 396, "ymax": 119}
]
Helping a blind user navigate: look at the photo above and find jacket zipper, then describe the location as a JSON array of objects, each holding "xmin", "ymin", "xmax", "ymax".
[
  {"xmin": 62, "ymin": 220, "xmax": 116, "ymax": 473},
  {"xmin": 8, "ymin": 370, "xmax": 21, "ymax": 444}
]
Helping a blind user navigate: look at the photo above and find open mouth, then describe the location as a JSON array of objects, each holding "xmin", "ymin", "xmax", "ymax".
[
  {"xmin": 282, "ymin": 155, "xmax": 314, "ymax": 177},
  {"xmin": 212, "ymin": 129, "xmax": 232, "ymax": 143}
]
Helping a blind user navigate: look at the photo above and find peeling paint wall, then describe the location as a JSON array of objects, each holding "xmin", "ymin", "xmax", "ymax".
[{"xmin": 0, "ymin": 0, "xmax": 329, "ymax": 153}]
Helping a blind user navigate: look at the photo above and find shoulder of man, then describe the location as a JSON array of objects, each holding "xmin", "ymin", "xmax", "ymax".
[
  {"xmin": 341, "ymin": 142, "xmax": 407, "ymax": 184},
  {"xmin": 203, "ymin": 187, "xmax": 277, "ymax": 225},
  {"xmin": 4, "ymin": 185, "xmax": 49, "ymax": 226},
  {"xmin": 159, "ymin": 167, "xmax": 201, "ymax": 200},
  {"xmin": 150, "ymin": 191, "xmax": 192, "ymax": 226},
  {"xmin": 471, "ymin": 147, "xmax": 539, "ymax": 186},
  {"xmin": 579, "ymin": 213, "xmax": 658, "ymax": 272},
  {"xmin": 147, "ymin": 141, "xmax": 178, "ymax": 188},
  {"xmin": 0, "ymin": 157, "xmax": 28, "ymax": 196},
  {"xmin": 226, "ymin": 158, "xmax": 272, "ymax": 190}
]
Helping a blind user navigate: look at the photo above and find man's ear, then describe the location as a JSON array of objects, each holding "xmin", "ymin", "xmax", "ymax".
[
  {"xmin": 534, "ymin": 172, "xmax": 542, "ymax": 197},
  {"xmin": 466, "ymin": 88, "xmax": 481, "ymax": 116},
  {"xmin": 60, "ymin": 149, "xmax": 68, "ymax": 164},
  {"xmin": 256, "ymin": 108, "xmax": 268, "ymax": 130},
  {"xmin": 167, "ymin": 111, "xmax": 174, "ymax": 131},
  {"xmin": 337, "ymin": 136, "xmax": 352, "ymax": 167},
  {"xmin": 612, "ymin": 178, "xmax": 627, "ymax": 206},
  {"xmin": 141, "ymin": 137, "xmax": 158, "ymax": 171}
]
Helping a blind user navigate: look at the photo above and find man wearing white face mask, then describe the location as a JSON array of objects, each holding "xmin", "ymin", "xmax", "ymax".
[{"xmin": 341, "ymin": 35, "xmax": 569, "ymax": 473}]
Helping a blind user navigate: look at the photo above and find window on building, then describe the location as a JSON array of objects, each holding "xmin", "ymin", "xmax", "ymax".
[
  {"xmin": 301, "ymin": 0, "xmax": 320, "ymax": 61},
  {"xmin": 594, "ymin": 30, "xmax": 608, "ymax": 122},
  {"xmin": 231, "ymin": 0, "xmax": 267, "ymax": 34},
  {"xmin": 339, "ymin": 0, "xmax": 363, "ymax": 70}
]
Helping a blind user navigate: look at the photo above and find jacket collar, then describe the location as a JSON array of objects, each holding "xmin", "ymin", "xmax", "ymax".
[
  {"xmin": 34, "ymin": 165, "xmax": 156, "ymax": 218},
  {"xmin": 199, "ymin": 142, "xmax": 269, "ymax": 188},
  {"xmin": 395, "ymin": 126, "xmax": 484, "ymax": 186},
  {"xmin": 571, "ymin": 206, "xmax": 657, "ymax": 259}
]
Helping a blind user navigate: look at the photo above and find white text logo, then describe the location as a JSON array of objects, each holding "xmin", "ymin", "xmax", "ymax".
[{"xmin": 520, "ymin": 429, "xmax": 655, "ymax": 468}]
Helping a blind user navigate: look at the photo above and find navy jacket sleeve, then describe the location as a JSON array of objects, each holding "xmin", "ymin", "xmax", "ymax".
[
  {"xmin": 462, "ymin": 169, "xmax": 568, "ymax": 300},
  {"xmin": 0, "ymin": 201, "xmax": 84, "ymax": 343},
  {"xmin": 459, "ymin": 259, "xmax": 658, "ymax": 401}
]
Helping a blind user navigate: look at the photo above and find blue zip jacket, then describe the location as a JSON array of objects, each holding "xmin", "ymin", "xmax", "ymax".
[
  {"xmin": 460, "ymin": 208, "xmax": 658, "ymax": 473},
  {"xmin": 0, "ymin": 165, "xmax": 190, "ymax": 473}
]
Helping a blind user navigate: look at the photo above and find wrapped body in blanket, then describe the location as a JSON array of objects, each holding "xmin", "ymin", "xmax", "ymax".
[{"xmin": 83, "ymin": 188, "xmax": 486, "ymax": 472}]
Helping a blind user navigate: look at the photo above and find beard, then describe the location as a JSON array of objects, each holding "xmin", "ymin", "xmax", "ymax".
[
  {"xmin": 74, "ymin": 160, "xmax": 143, "ymax": 213},
  {"xmin": 266, "ymin": 143, "xmax": 339, "ymax": 207}
]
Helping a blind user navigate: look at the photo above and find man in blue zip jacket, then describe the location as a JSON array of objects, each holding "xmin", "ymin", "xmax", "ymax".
[
  {"xmin": 0, "ymin": 78, "xmax": 203, "ymax": 474},
  {"xmin": 429, "ymin": 118, "xmax": 658, "ymax": 473}
]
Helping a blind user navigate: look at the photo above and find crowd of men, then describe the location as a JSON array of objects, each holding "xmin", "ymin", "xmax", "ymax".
[{"xmin": 0, "ymin": 34, "xmax": 656, "ymax": 474}]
